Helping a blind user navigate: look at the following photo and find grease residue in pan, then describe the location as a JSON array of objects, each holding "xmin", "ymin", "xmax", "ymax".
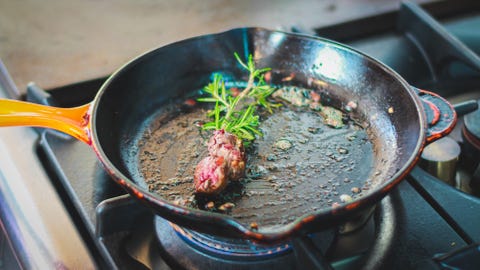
[{"xmin": 136, "ymin": 92, "xmax": 375, "ymax": 229}]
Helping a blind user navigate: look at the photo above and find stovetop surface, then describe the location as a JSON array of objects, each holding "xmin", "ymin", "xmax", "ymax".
[{"xmin": 2, "ymin": 2, "xmax": 480, "ymax": 270}]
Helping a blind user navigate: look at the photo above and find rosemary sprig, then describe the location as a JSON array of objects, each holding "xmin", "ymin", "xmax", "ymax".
[{"xmin": 197, "ymin": 53, "xmax": 279, "ymax": 142}]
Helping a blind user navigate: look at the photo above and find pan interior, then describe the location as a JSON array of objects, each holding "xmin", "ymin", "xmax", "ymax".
[{"xmin": 134, "ymin": 86, "xmax": 377, "ymax": 229}]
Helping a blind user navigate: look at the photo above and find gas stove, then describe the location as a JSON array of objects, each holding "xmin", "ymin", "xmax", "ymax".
[{"xmin": 1, "ymin": 2, "xmax": 480, "ymax": 270}]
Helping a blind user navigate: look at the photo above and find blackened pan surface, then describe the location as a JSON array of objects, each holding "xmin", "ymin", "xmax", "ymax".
[{"xmin": 135, "ymin": 94, "xmax": 375, "ymax": 229}]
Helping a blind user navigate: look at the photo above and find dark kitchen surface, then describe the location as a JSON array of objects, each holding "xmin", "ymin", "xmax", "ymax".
[
  {"xmin": 1, "ymin": 1, "xmax": 480, "ymax": 270},
  {"xmin": 0, "ymin": 0, "xmax": 436, "ymax": 94}
]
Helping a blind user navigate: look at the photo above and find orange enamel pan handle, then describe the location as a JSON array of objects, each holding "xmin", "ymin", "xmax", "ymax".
[{"xmin": 0, "ymin": 99, "xmax": 92, "ymax": 144}]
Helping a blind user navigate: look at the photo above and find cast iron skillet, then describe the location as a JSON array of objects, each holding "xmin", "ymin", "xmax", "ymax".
[{"xmin": 0, "ymin": 28, "xmax": 456, "ymax": 243}]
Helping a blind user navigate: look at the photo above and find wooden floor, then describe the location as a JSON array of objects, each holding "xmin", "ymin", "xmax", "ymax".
[{"xmin": 0, "ymin": 0, "xmax": 434, "ymax": 93}]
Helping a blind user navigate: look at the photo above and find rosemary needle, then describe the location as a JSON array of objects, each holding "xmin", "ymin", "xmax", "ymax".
[{"xmin": 197, "ymin": 53, "xmax": 279, "ymax": 142}]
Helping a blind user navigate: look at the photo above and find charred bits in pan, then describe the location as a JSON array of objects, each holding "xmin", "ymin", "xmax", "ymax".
[{"xmin": 137, "ymin": 79, "xmax": 374, "ymax": 229}]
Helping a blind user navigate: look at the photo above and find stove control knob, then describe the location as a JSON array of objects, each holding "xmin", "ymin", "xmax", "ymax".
[{"xmin": 420, "ymin": 136, "xmax": 461, "ymax": 185}]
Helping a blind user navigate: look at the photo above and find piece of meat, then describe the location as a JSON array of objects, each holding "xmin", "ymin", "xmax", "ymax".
[
  {"xmin": 207, "ymin": 129, "xmax": 246, "ymax": 180},
  {"xmin": 194, "ymin": 130, "xmax": 246, "ymax": 194},
  {"xmin": 194, "ymin": 156, "xmax": 228, "ymax": 194}
]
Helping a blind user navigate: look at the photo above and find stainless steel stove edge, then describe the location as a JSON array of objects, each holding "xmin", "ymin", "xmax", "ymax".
[{"xmin": 0, "ymin": 75, "xmax": 97, "ymax": 269}]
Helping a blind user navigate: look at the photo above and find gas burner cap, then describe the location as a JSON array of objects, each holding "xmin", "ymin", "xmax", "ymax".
[
  {"xmin": 421, "ymin": 136, "xmax": 461, "ymax": 162},
  {"xmin": 173, "ymin": 223, "xmax": 291, "ymax": 258},
  {"xmin": 420, "ymin": 136, "xmax": 460, "ymax": 185}
]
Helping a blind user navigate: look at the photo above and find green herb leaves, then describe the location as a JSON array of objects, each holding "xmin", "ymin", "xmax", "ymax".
[{"xmin": 198, "ymin": 53, "xmax": 279, "ymax": 142}]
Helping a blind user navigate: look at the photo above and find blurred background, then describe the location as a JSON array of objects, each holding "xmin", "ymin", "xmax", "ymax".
[{"xmin": 0, "ymin": 0, "xmax": 435, "ymax": 94}]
